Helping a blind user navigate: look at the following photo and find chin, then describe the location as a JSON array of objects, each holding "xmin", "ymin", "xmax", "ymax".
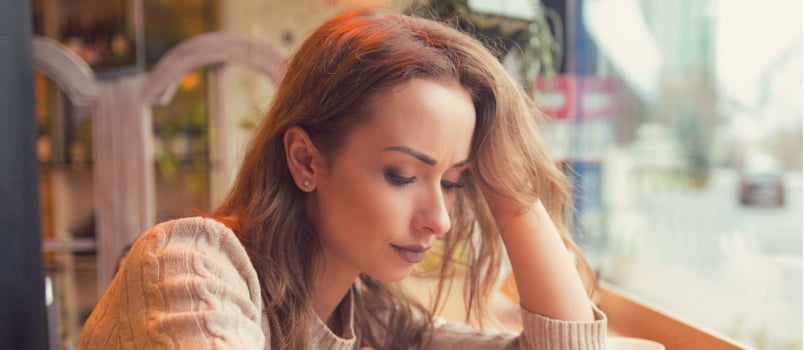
[{"xmin": 369, "ymin": 266, "xmax": 413, "ymax": 283}]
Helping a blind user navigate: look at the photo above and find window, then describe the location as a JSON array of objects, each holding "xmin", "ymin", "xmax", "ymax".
[{"xmin": 550, "ymin": 1, "xmax": 803, "ymax": 348}]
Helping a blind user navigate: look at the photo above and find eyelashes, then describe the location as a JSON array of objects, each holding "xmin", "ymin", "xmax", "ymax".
[
  {"xmin": 440, "ymin": 180, "xmax": 465, "ymax": 191},
  {"xmin": 384, "ymin": 168, "xmax": 464, "ymax": 191},
  {"xmin": 385, "ymin": 170, "xmax": 416, "ymax": 185}
]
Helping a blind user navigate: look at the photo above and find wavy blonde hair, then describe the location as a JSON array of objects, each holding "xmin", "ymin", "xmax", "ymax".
[{"xmin": 214, "ymin": 8, "xmax": 594, "ymax": 349}]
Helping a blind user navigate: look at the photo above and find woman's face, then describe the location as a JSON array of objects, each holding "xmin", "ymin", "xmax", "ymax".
[{"xmin": 311, "ymin": 78, "xmax": 476, "ymax": 282}]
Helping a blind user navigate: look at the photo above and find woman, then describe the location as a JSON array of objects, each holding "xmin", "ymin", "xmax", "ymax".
[{"xmin": 79, "ymin": 8, "xmax": 606, "ymax": 350}]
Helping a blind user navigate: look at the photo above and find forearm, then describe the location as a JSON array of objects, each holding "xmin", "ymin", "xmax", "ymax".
[{"xmin": 497, "ymin": 200, "xmax": 594, "ymax": 321}]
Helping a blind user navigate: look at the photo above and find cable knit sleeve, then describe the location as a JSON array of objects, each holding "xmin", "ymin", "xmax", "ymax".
[
  {"xmin": 426, "ymin": 303, "xmax": 607, "ymax": 350},
  {"xmin": 77, "ymin": 217, "xmax": 267, "ymax": 350}
]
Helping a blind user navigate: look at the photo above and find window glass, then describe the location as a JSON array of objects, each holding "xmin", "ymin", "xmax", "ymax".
[{"xmin": 557, "ymin": 1, "xmax": 803, "ymax": 348}]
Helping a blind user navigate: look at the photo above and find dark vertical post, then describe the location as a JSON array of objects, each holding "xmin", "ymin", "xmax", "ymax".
[
  {"xmin": 0, "ymin": 0, "xmax": 49, "ymax": 349},
  {"xmin": 541, "ymin": 0, "xmax": 570, "ymax": 73}
]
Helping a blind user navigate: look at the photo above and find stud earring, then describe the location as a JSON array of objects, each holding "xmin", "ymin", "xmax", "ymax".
[{"xmin": 303, "ymin": 179, "xmax": 312, "ymax": 188}]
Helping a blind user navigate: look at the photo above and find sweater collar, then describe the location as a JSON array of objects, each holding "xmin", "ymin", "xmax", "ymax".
[{"xmin": 310, "ymin": 288, "xmax": 356, "ymax": 349}]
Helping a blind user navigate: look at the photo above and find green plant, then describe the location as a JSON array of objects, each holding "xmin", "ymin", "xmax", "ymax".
[
  {"xmin": 152, "ymin": 70, "xmax": 209, "ymax": 198},
  {"xmin": 407, "ymin": 0, "xmax": 562, "ymax": 95},
  {"xmin": 521, "ymin": 0, "xmax": 563, "ymax": 91}
]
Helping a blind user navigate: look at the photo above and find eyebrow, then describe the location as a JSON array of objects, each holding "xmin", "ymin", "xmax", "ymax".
[{"xmin": 382, "ymin": 146, "xmax": 469, "ymax": 168}]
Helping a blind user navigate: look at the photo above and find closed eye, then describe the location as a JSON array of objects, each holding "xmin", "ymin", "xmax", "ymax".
[
  {"xmin": 385, "ymin": 171, "xmax": 416, "ymax": 186},
  {"xmin": 441, "ymin": 180, "xmax": 465, "ymax": 192}
]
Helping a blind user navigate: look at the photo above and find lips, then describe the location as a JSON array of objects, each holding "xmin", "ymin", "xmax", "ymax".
[{"xmin": 390, "ymin": 243, "xmax": 430, "ymax": 264}]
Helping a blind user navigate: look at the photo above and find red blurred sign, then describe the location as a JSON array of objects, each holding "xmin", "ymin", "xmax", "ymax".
[{"xmin": 534, "ymin": 75, "xmax": 618, "ymax": 119}]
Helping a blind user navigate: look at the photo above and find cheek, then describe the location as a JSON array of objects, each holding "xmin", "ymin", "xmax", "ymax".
[{"xmin": 317, "ymin": 171, "xmax": 407, "ymax": 243}]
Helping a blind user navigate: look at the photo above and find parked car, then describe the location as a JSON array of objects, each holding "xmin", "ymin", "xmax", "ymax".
[{"xmin": 738, "ymin": 154, "xmax": 785, "ymax": 207}]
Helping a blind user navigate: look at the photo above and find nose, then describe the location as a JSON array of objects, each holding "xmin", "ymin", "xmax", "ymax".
[{"xmin": 413, "ymin": 186, "xmax": 452, "ymax": 235}]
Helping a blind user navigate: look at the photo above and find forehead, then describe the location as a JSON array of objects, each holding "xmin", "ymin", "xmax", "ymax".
[{"xmin": 351, "ymin": 79, "xmax": 476, "ymax": 162}]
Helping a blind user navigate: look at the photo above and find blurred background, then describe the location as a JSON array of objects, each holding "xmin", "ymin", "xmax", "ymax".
[{"xmin": 30, "ymin": 0, "xmax": 800, "ymax": 349}]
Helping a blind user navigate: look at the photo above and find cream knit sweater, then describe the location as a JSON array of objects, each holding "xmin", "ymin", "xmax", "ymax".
[{"xmin": 78, "ymin": 217, "xmax": 607, "ymax": 349}]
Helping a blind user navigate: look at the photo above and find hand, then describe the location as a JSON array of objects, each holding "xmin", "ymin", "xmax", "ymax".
[{"xmin": 471, "ymin": 167, "xmax": 534, "ymax": 230}]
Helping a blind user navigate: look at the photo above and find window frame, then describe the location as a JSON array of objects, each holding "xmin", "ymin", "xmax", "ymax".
[{"xmin": 596, "ymin": 282, "xmax": 749, "ymax": 350}]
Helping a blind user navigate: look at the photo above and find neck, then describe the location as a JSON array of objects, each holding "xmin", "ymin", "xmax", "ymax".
[{"xmin": 310, "ymin": 249, "xmax": 360, "ymax": 329}]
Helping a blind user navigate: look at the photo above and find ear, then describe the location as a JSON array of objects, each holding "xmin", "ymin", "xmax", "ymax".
[{"xmin": 284, "ymin": 126, "xmax": 322, "ymax": 192}]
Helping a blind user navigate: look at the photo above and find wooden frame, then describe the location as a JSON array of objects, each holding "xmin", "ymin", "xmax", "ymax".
[{"xmin": 596, "ymin": 282, "xmax": 749, "ymax": 350}]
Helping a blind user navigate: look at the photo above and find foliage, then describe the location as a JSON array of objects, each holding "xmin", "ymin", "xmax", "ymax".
[
  {"xmin": 152, "ymin": 71, "xmax": 209, "ymax": 198},
  {"xmin": 407, "ymin": 0, "xmax": 563, "ymax": 93}
]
